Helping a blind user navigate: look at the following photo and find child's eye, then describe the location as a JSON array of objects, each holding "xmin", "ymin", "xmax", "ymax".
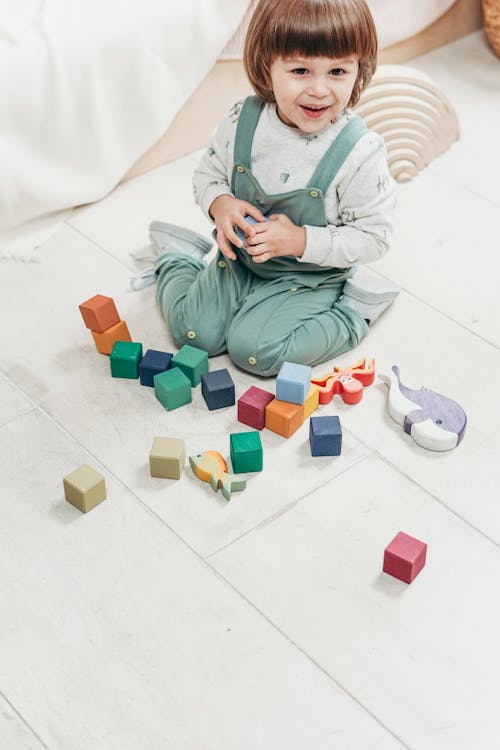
[
  {"xmin": 330, "ymin": 68, "xmax": 345, "ymax": 76},
  {"xmin": 292, "ymin": 68, "xmax": 308, "ymax": 75}
]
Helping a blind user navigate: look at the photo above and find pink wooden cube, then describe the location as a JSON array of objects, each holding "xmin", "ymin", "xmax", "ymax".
[
  {"xmin": 383, "ymin": 531, "xmax": 427, "ymax": 583},
  {"xmin": 238, "ymin": 386, "xmax": 275, "ymax": 430}
]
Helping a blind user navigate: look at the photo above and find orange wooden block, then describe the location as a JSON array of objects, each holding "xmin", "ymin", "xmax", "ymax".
[
  {"xmin": 303, "ymin": 384, "xmax": 320, "ymax": 419},
  {"xmin": 265, "ymin": 398, "xmax": 304, "ymax": 438},
  {"xmin": 92, "ymin": 320, "xmax": 131, "ymax": 355},
  {"xmin": 79, "ymin": 294, "xmax": 120, "ymax": 333}
]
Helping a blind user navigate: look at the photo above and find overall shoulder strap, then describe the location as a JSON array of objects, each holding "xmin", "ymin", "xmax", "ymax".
[
  {"xmin": 307, "ymin": 116, "xmax": 368, "ymax": 193},
  {"xmin": 233, "ymin": 95, "xmax": 266, "ymax": 169}
]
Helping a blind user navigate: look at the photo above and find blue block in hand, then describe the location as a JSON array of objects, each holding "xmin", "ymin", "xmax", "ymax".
[
  {"xmin": 139, "ymin": 349, "xmax": 173, "ymax": 387},
  {"xmin": 309, "ymin": 415, "xmax": 342, "ymax": 456},
  {"xmin": 234, "ymin": 215, "xmax": 269, "ymax": 249},
  {"xmin": 276, "ymin": 361, "xmax": 312, "ymax": 405},
  {"xmin": 201, "ymin": 369, "xmax": 235, "ymax": 410}
]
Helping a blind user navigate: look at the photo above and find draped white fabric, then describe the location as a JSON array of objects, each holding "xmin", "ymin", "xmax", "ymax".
[{"xmin": 0, "ymin": 0, "xmax": 248, "ymax": 255}]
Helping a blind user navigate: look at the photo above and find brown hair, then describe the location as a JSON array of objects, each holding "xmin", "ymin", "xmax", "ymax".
[{"xmin": 243, "ymin": 0, "xmax": 377, "ymax": 107}]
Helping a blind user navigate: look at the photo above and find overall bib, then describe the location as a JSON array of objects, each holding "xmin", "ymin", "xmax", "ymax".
[{"xmin": 156, "ymin": 96, "xmax": 369, "ymax": 376}]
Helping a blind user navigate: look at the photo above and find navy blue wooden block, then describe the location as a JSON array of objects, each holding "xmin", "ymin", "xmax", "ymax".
[
  {"xmin": 309, "ymin": 415, "xmax": 342, "ymax": 456},
  {"xmin": 201, "ymin": 369, "xmax": 235, "ymax": 410},
  {"xmin": 139, "ymin": 349, "xmax": 173, "ymax": 387}
]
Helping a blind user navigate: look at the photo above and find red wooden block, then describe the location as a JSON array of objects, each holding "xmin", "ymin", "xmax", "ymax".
[
  {"xmin": 79, "ymin": 294, "xmax": 120, "ymax": 333},
  {"xmin": 383, "ymin": 531, "xmax": 427, "ymax": 584},
  {"xmin": 238, "ymin": 386, "xmax": 275, "ymax": 430}
]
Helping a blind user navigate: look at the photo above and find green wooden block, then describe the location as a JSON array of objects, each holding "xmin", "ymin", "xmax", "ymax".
[
  {"xmin": 230, "ymin": 431, "xmax": 263, "ymax": 473},
  {"xmin": 149, "ymin": 437, "xmax": 185, "ymax": 479},
  {"xmin": 63, "ymin": 464, "xmax": 106, "ymax": 513},
  {"xmin": 110, "ymin": 341, "xmax": 143, "ymax": 379},
  {"xmin": 154, "ymin": 367, "xmax": 192, "ymax": 410},
  {"xmin": 171, "ymin": 344, "xmax": 208, "ymax": 386}
]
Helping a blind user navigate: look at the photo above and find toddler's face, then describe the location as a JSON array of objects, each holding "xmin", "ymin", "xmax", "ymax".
[{"xmin": 269, "ymin": 55, "xmax": 359, "ymax": 133}]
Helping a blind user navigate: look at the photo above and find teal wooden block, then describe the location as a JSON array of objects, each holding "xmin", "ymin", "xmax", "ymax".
[
  {"xmin": 110, "ymin": 341, "xmax": 143, "ymax": 379},
  {"xmin": 154, "ymin": 367, "xmax": 192, "ymax": 410},
  {"xmin": 171, "ymin": 344, "xmax": 208, "ymax": 386},
  {"xmin": 230, "ymin": 431, "xmax": 263, "ymax": 473}
]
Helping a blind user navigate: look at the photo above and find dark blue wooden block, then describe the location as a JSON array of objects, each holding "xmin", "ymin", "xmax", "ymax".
[
  {"xmin": 201, "ymin": 369, "xmax": 235, "ymax": 410},
  {"xmin": 309, "ymin": 415, "xmax": 342, "ymax": 456},
  {"xmin": 139, "ymin": 349, "xmax": 173, "ymax": 387}
]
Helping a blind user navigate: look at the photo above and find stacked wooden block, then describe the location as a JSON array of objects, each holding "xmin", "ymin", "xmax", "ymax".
[
  {"xmin": 79, "ymin": 294, "xmax": 132, "ymax": 355},
  {"xmin": 236, "ymin": 361, "xmax": 342, "ymax": 456}
]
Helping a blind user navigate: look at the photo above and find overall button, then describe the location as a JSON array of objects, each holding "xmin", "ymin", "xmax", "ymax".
[
  {"xmin": 236, "ymin": 165, "xmax": 246, "ymax": 173},
  {"xmin": 290, "ymin": 287, "xmax": 298, "ymax": 292},
  {"xmin": 218, "ymin": 260, "xmax": 226, "ymax": 268},
  {"xmin": 309, "ymin": 190, "xmax": 319, "ymax": 198},
  {"xmin": 248, "ymin": 356, "xmax": 257, "ymax": 366},
  {"xmin": 187, "ymin": 330, "xmax": 196, "ymax": 340}
]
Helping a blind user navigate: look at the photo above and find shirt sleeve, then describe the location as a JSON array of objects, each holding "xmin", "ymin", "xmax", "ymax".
[
  {"xmin": 298, "ymin": 131, "xmax": 396, "ymax": 268},
  {"xmin": 192, "ymin": 100, "xmax": 242, "ymax": 220}
]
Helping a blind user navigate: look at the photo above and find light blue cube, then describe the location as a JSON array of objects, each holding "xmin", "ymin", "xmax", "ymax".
[{"xmin": 276, "ymin": 361, "xmax": 312, "ymax": 405}]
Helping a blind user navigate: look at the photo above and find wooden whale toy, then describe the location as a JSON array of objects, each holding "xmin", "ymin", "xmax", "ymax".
[{"xmin": 381, "ymin": 365, "xmax": 467, "ymax": 451}]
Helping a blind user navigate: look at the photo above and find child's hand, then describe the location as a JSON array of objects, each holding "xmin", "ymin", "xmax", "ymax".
[
  {"xmin": 246, "ymin": 214, "xmax": 306, "ymax": 264},
  {"xmin": 209, "ymin": 195, "xmax": 265, "ymax": 260}
]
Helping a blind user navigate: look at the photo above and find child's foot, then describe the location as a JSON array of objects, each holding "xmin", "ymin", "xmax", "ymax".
[
  {"xmin": 340, "ymin": 268, "xmax": 399, "ymax": 325},
  {"xmin": 130, "ymin": 222, "xmax": 212, "ymax": 290}
]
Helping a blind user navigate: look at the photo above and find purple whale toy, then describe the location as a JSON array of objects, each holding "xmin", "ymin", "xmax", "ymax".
[{"xmin": 382, "ymin": 365, "xmax": 467, "ymax": 451}]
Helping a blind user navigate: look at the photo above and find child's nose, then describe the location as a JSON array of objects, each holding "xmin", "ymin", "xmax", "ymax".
[{"xmin": 307, "ymin": 77, "xmax": 330, "ymax": 97}]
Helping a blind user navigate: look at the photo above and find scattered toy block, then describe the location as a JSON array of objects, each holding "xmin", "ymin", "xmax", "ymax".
[
  {"xmin": 91, "ymin": 320, "xmax": 131, "ymax": 355},
  {"xmin": 79, "ymin": 294, "xmax": 120, "ymax": 333},
  {"xmin": 265, "ymin": 398, "xmax": 303, "ymax": 438},
  {"xmin": 149, "ymin": 437, "xmax": 185, "ymax": 479},
  {"xmin": 139, "ymin": 349, "xmax": 173, "ymax": 387},
  {"xmin": 189, "ymin": 450, "xmax": 246, "ymax": 501},
  {"xmin": 230, "ymin": 431, "xmax": 263, "ymax": 473},
  {"xmin": 63, "ymin": 464, "xmax": 106, "ymax": 513},
  {"xmin": 382, "ymin": 365, "xmax": 467, "ymax": 451},
  {"xmin": 110, "ymin": 341, "xmax": 143, "ymax": 379},
  {"xmin": 383, "ymin": 531, "xmax": 427, "ymax": 583},
  {"xmin": 171, "ymin": 344, "xmax": 209, "ymax": 386},
  {"xmin": 276, "ymin": 361, "xmax": 312, "ymax": 405},
  {"xmin": 154, "ymin": 367, "xmax": 192, "ymax": 410},
  {"xmin": 309, "ymin": 415, "xmax": 342, "ymax": 456},
  {"xmin": 311, "ymin": 357, "xmax": 375, "ymax": 405},
  {"xmin": 238, "ymin": 386, "xmax": 275, "ymax": 430},
  {"xmin": 303, "ymin": 384, "xmax": 320, "ymax": 419},
  {"xmin": 201, "ymin": 368, "xmax": 235, "ymax": 410}
]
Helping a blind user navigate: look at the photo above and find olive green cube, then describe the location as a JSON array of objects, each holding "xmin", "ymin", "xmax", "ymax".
[
  {"xmin": 171, "ymin": 344, "xmax": 208, "ymax": 386},
  {"xmin": 149, "ymin": 437, "xmax": 185, "ymax": 479},
  {"xmin": 154, "ymin": 367, "xmax": 192, "ymax": 410},
  {"xmin": 63, "ymin": 464, "xmax": 106, "ymax": 513},
  {"xmin": 230, "ymin": 431, "xmax": 263, "ymax": 473},
  {"xmin": 110, "ymin": 341, "xmax": 143, "ymax": 379}
]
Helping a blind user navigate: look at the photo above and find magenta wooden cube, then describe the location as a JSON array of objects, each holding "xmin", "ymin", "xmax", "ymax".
[
  {"xmin": 383, "ymin": 531, "xmax": 427, "ymax": 583},
  {"xmin": 238, "ymin": 386, "xmax": 275, "ymax": 430}
]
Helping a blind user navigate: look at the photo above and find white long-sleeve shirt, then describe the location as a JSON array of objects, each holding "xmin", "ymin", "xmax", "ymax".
[{"xmin": 193, "ymin": 99, "xmax": 396, "ymax": 268}]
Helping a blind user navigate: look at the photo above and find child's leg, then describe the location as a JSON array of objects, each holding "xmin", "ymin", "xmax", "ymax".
[
  {"xmin": 156, "ymin": 251, "xmax": 256, "ymax": 355},
  {"xmin": 226, "ymin": 279, "xmax": 368, "ymax": 376}
]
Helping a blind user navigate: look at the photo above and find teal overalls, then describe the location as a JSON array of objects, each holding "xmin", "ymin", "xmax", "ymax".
[{"xmin": 156, "ymin": 96, "xmax": 369, "ymax": 377}]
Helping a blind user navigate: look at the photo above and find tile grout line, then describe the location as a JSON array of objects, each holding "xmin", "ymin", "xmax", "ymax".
[
  {"xmin": 64, "ymin": 222, "xmax": 134, "ymax": 272},
  {"xmin": 206, "ymin": 450, "xmax": 374, "ymax": 559},
  {"xmin": 346, "ymin": 431, "xmax": 500, "ymax": 551},
  {"xmin": 0, "ymin": 689, "xmax": 53, "ymax": 750},
  {"xmin": 6, "ymin": 403, "xmax": 411, "ymax": 748}
]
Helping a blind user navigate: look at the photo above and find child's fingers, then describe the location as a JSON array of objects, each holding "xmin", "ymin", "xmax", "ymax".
[
  {"xmin": 242, "ymin": 203, "xmax": 265, "ymax": 223},
  {"xmin": 216, "ymin": 230, "xmax": 238, "ymax": 260}
]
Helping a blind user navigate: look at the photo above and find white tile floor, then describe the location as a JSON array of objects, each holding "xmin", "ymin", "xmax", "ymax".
[{"xmin": 1, "ymin": 31, "xmax": 500, "ymax": 750}]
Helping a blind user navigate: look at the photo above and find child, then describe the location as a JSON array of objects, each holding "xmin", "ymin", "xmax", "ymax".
[{"xmin": 133, "ymin": 0, "xmax": 398, "ymax": 377}]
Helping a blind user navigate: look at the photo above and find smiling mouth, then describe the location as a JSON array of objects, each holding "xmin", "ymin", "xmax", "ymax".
[{"xmin": 300, "ymin": 105, "xmax": 329, "ymax": 118}]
